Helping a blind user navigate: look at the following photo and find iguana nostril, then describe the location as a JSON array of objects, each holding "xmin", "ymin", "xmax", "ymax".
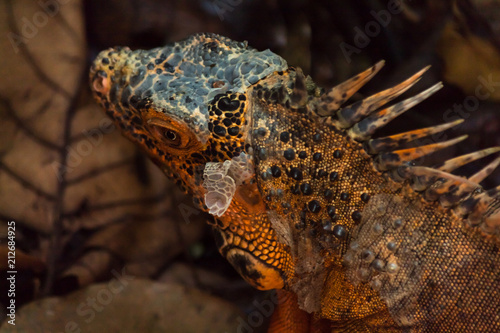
[{"xmin": 92, "ymin": 70, "xmax": 110, "ymax": 94}]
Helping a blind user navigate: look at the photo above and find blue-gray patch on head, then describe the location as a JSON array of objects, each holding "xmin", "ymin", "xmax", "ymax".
[{"xmin": 110, "ymin": 33, "xmax": 288, "ymax": 144}]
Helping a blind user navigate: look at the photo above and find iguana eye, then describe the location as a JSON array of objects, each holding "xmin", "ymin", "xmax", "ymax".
[
  {"xmin": 146, "ymin": 117, "xmax": 191, "ymax": 149},
  {"xmin": 164, "ymin": 129, "xmax": 180, "ymax": 145}
]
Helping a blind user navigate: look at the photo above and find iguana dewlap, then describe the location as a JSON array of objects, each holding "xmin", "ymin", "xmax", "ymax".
[{"xmin": 90, "ymin": 33, "xmax": 500, "ymax": 332}]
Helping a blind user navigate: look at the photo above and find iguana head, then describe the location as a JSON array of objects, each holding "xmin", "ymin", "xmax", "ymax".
[
  {"xmin": 90, "ymin": 34, "xmax": 293, "ymax": 290},
  {"xmin": 89, "ymin": 33, "xmax": 288, "ymax": 209}
]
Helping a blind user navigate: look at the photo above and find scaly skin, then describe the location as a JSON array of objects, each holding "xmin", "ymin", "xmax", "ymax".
[{"xmin": 90, "ymin": 33, "xmax": 500, "ymax": 332}]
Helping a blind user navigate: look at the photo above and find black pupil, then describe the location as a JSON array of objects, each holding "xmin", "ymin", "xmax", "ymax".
[{"xmin": 165, "ymin": 130, "xmax": 177, "ymax": 141}]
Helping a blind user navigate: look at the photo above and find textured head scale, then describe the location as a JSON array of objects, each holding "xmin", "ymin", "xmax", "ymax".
[
  {"xmin": 90, "ymin": 33, "xmax": 288, "ymax": 211},
  {"xmin": 90, "ymin": 33, "xmax": 287, "ymax": 144}
]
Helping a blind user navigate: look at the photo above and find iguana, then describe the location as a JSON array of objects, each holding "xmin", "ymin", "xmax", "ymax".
[{"xmin": 89, "ymin": 33, "xmax": 500, "ymax": 332}]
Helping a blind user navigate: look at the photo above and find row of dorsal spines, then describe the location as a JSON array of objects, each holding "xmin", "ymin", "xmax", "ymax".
[
  {"xmin": 454, "ymin": 173, "xmax": 500, "ymax": 243},
  {"xmin": 318, "ymin": 61, "xmax": 442, "ymax": 140},
  {"xmin": 261, "ymin": 62, "xmax": 500, "ymax": 240},
  {"xmin": 314, "ymin": 61, "xmax": 500, "ymax": 243}
]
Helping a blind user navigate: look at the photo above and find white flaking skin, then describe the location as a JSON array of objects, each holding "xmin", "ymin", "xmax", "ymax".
[{"xmin": 203, "ymin": 153, "xmax": 254, "ymax": 217}]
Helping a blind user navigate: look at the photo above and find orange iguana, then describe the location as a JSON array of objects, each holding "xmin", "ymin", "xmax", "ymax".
[{"xmin": 89, "ymin": 33, "xmax": 500, "ymax": 332}]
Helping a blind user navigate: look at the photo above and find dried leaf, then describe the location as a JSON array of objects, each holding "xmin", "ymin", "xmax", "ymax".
[
  {"xmin": 0, "ymin": 279, "xmax": 243, "ymax": 333},
  {"xmin": 0, "ymin": 0, "xmax": 206, "ymax": 302}
]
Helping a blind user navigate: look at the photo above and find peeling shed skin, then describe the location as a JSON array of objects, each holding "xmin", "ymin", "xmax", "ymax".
[{"xmin": 90, "ymin": 33, "xmax": 500, "ymax": 332}]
